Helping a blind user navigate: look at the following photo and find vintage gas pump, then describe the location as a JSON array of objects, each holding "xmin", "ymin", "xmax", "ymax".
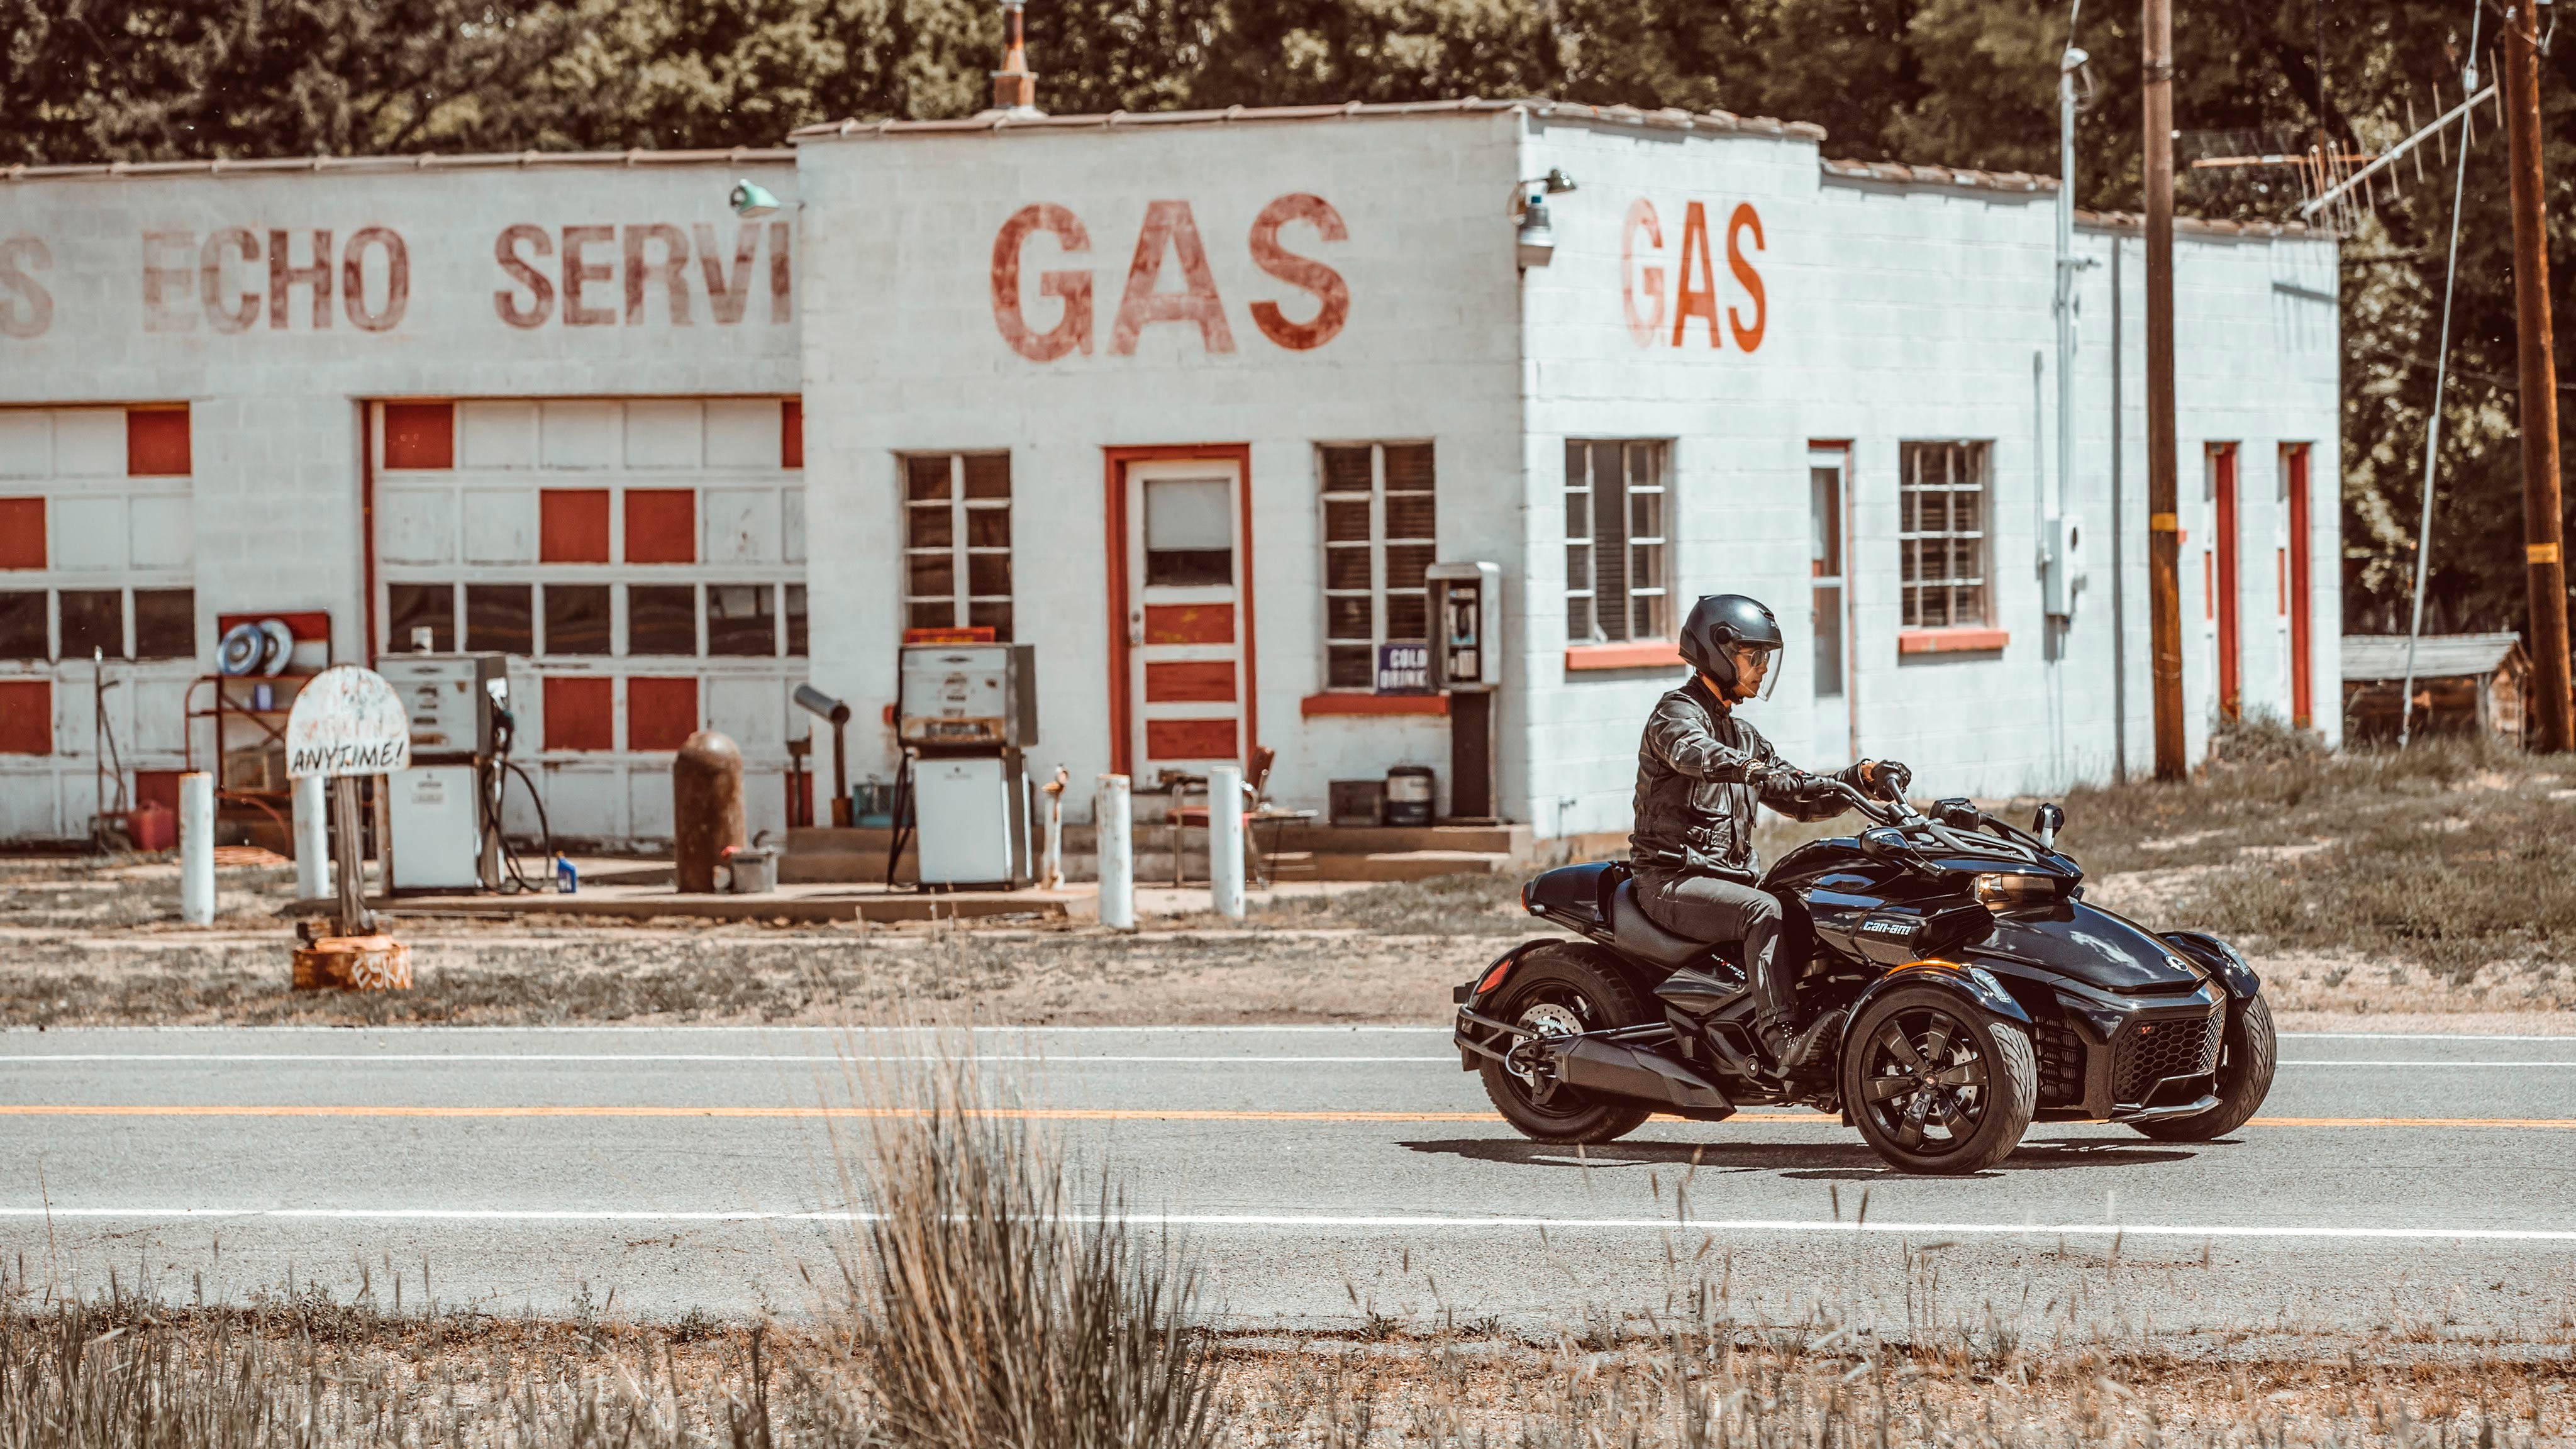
[
  {"xmin": 1426, "ymin": 562, "xmax": 1502, "ymax": 823},
  {"xmin": 894, "ymin": 643, "xmax": 1038, "ymax": 888},
  {"xmin": 376, "ymin": 653, "xmax": 509, "ymax": 891}
]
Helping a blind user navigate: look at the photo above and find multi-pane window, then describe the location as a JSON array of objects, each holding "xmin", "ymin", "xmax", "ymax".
[
  {"xmin": 903, "ymin": 453, "xmax": 1013, "ymax": 640},
  {"xmin": 1898, "ymin": 441, "xmax": 1991, "ymax": 628},
  {"xmin": 1564, "ymin": 440, "xmax": 1671, "ymax": 644},
  {"xmin": 1319, "ymin": 442, "xmax": 1436, "ymax": 689}
]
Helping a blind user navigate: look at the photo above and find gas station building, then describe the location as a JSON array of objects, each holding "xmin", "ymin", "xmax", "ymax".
[{"xmin": 0, "ymin": 97, "xmax": 2341, "ymax": 850}]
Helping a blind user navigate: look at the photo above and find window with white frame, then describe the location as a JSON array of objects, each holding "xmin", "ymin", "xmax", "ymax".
[
  {"xmin": 902, "ymin": 453, "xmax": 1013, "ymax": 639},
  {"xmin": 1319, "ymin": 442, "xmax": 1436, "ymax": 688},
  {"xmin": 1898, "ymin": 441, "xmax": 1991, "ymax": 628},
  {"xmin": 1564, "ymin": 440, "xmax": 1670, "ymax": 644}
]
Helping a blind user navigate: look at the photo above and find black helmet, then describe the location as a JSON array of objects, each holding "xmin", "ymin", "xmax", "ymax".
[{"xmin": 1680, "ymin": 594, "xmax": 1784, "ymax": 702}]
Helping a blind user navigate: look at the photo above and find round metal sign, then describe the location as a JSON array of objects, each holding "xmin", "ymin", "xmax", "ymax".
[{"xmin": 285, "ymin": 665, "xmax": 412, "ymax": 779}]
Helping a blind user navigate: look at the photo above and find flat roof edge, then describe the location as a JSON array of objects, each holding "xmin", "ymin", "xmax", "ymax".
[
  {"xmin": 1821, "ymin": 157, "xmax": 2329, "ymax": 239},
  {"xmin": 3, "ymin": 148, "xmax": 797, "ymax": 184},
  {"xmin": 787, "ymin": 97, "xmax": 1829, "ymax": 143}
]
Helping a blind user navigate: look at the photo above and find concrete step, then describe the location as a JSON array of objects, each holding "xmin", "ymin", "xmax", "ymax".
[{"xmin": 1309, "ymin": 850, "xmax": 1511, "ymax": 881}]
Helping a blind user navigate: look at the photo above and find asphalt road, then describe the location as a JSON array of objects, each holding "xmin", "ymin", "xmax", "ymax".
[{"xmin": 4, "ymin": 1024, "xmax": 2573, "ymax": 1339}]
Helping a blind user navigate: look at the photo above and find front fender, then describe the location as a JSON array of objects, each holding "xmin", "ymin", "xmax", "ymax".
[
  {"xmin": 2162, "ymin": 930, "xmax": 2262, "ymax": 1001},
  {"xmin": 1841, "ymin": 958, "xmax": 2033, "ymax": 1056}
]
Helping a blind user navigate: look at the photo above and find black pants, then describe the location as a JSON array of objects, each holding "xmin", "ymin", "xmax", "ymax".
[{"xmin": 1635, "ymin": 869, "xmax": 1795, "ymax": 1030}]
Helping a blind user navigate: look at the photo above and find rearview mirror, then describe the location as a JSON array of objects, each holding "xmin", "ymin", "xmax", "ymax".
[{"xmin": 2031, "ymin": 802, "xmax": 2066, "ymax": 848}]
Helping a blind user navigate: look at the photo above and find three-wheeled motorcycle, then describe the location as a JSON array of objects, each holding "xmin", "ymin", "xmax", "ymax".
[{"xmin": 1452, "ymin": 784, "xmax": 2275, "ymax": 1174}]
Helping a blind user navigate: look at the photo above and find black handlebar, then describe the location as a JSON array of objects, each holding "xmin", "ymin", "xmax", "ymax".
[{"xmin": 1818, "ymin": 780, "xmax": 2048, "ymax": 863}]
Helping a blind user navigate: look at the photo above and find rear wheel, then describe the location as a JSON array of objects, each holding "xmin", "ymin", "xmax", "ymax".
[
  {"xmin": 1478, "ymin": 945, "xmax": 1656, "ymax": 1145},
  {"xmin": 1840, "ymin": 985, "xmax": 2036, "ymax": 1175},
  {"xmin": 2129, "ymin": 995, "xmax": 2277, "ymax": 1141}
]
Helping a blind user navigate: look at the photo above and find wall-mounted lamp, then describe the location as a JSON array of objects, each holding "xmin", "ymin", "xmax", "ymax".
[
  {"xmin": 730, "ymin": 180, "xmax": 781, "ymax": 219},
  {"xmin": 1510, "ymin": 169, "xmax": 1578, "ymax": 271}
]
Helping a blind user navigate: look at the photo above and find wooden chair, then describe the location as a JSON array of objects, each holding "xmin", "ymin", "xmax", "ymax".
[{"xmin": 1165, "ymin": 747, "xmax": 1279, "ymax": 886}]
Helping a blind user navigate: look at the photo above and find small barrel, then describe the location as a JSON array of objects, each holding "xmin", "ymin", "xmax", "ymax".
[{"xmin": 673, "ymin": 730, "xmax": 747, "ymax": 893}]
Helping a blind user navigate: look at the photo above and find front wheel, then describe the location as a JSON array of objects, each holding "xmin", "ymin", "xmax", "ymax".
[
  {"xmin": 1477, "ymin": 945, "xmax": 1656, "ymax": 1145},
  {"xmin": 2129, "ymin": 995, "xmax": 2277, "ymax": 1141},
  {"xmin": 1840, "ymin": 985, "xmax": 2036, "ymax": 1175}
]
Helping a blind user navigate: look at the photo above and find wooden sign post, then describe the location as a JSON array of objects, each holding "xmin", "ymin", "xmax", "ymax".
[{"xmin": 284, "ymin": 665, "xmax": 415, "ymax": 991}]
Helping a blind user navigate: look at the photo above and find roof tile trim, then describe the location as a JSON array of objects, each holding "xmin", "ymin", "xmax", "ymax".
[
  {"xmin": 1819, "ymin": 156, "xmax": 2324, "ymax": 237},
  {"xmin": 4, "ymin": 147, "xmax": 794, "ymax": 184},
  {"xmin": 787, "ymin": 96, "xmax": 1828, "ymax": 142}
]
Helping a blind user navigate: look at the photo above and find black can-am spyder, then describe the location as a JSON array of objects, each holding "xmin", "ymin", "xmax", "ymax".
[{"xmin": 1452, "ymin": 784, "xmax": 2277, "ymax": 1175}]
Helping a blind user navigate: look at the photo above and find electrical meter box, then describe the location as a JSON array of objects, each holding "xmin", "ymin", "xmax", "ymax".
[
  {"xmin": 2043, "ymin": 514, "xmax": 2087, "ymax": 619},
  {"xmin": 1427, "ymin": 562, "xmax": 1502, "ymax": 692},
  {"xmin": 897, "ymin": 644, "xmax": 1038, "ymax": 750},
  {"xmin": 376, "ymin": 654, "xmax": 508, "ymax": 762}
]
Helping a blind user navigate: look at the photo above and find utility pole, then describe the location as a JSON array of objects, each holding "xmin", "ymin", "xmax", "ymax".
[
  {"xmin": 2143, "ymin": 0, "xmax": 2185, "ymax": 779},
  {"xmin": 2504, "ymin": 0, "xmax": 2575, "ymax": 751}
]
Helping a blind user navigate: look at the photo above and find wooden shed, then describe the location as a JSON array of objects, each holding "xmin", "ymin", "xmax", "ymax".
[{"xmin": 2341, "ymin": 633, "xmax": 2531, "ymax": 743}]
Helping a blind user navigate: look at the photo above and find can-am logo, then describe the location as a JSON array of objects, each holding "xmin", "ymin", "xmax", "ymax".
[{"xmin": 1860, "ymin": 918, "xmax": 1918, "ymax": 937}]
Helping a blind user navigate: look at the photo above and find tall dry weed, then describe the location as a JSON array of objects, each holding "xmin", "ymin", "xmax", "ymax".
[{"xmin": 830, "ymin": 1042, "xmax": 1224, "ymax": 1449}]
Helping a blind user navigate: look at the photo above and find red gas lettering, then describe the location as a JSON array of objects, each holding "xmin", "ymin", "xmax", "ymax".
[
  {"xmin": 267, "ymin": 230, "xmax": 333, "ymax": 330},
  {"xmin": 342, "ymin": 227, "xmax": 409, "ymax": 332},
  {"xmin": 1246, "ymin": 193, "xmax": 1347, "ymax": 351},
  {"xmin": 1112, "ymin": 200, "xmax": 1233, "ymax": 355},
  {"xmin": 623, "ymin": 224, "xmax": 689, "ymax": 325},
  {"xmin": 991, "ymin": 203, "xmax": 1093, "ymax": 362},
  {"xmin": 560, "ymin": 226, "xmax": 616, "ymax": 326},
  {"xmin": 695, "ymin": 222, "xmax": 759, "ymax": 325},
  {"xmin": 1620, "ymin": 199, "xmax": 1665, "ymax": 347},
  {"xmin": 494, "ymin": 225, "xmax": 554, "ymax": 328},
  {"xmin": 199, "ymin": 229, "xmax": 259, "ymax": 334},
  {"xmin": 0, "ymin": 237, "xmax": 49, "ymax": 340},
  {"xmin": 1668, "ymin": 202, "xmax": 1720, "ymax": 349},
  {"xmin": 1726, "ymin": 203, "xmax": 1767, "ymax": 352},
  {"xmin": 142, "ymin": 232, "xmax": 196, "ymax": 333}
]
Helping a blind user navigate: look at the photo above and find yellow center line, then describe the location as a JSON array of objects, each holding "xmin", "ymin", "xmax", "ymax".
[{"xmin": 0, "ymin": 1105, "xmax": 2568, "ymax": 1128}]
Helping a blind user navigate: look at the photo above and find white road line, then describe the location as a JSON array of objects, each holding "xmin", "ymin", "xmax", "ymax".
[
  {"xmin": 3, "ymin": 1206, "xmax": 2574, "ymax": 1243},
  {"xmin": 2280, "ymin": 1060, "xmax": 2576, "ymax": 1067},
  {"xmin": 0, "ymin": 1051, "xmax": 1463, "ymax": 1063}
]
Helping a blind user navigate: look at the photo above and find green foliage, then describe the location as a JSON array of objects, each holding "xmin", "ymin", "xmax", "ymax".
[{"xmin": 11, "ymin": 0, "xmax": 2576, "ymax": 634}]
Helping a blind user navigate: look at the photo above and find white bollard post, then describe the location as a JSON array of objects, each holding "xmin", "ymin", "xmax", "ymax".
[
  {"xmin": 1207, "ymin": 762, "xmax": 1245, "ymax": 921},
  {"xmin": 292, "ymin": 774, "xmax": 328, "ymax": 901},
  {"xmin": 1096, "ymin": 773, "xmax": 1135, "ymax": 931},
  {"xmin": 179, "ymin": 770, "xmax": 215, "ymax": 925}
]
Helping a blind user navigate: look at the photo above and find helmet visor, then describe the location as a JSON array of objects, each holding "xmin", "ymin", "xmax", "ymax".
[{"xmin": 1729, "ymin": 642, "xmax": 1782, "ymax": 702}]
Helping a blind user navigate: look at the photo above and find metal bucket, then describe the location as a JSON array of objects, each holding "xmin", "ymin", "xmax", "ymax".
[{"xmin": 725, "ymin": 846, "xmax": 779, "ymax": 894}]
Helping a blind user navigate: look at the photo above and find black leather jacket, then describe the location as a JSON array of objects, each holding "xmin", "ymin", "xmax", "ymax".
[{"xmin": 1628, "ymin": 676, "xmax": 1867, "ymax": 878}]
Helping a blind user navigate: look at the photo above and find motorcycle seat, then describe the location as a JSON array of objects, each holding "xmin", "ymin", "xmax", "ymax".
[{"xmin": 1607, "ymin": 879, "xmax": 1727, "ymax": 970}]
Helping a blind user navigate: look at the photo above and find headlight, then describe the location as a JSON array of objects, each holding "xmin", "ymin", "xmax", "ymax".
[{"xmin": 1974, "ymin": 872, "xmax": 2057, "ymax": 910}]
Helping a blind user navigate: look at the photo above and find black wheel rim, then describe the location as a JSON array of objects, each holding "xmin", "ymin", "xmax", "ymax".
[
  {"xmin": 1855, "ymin": 1006, "xmax": 1992, "ymax": 1161},
  {"xmin": 1502, "ymin": 984, "xmax": 1600, "ymax": 1118}
]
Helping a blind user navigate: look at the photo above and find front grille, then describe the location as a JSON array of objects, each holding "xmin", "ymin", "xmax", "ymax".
[
  {"xmin": 2033, "ymin": 1018, "xmax": 2085, "ymax": 1106},
  {"xmin": 2112, "ymin": 1008, "xmax": 2224, "ymax": 1103}
]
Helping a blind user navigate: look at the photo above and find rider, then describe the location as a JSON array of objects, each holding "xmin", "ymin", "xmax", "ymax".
[{"xmin": 1630, "ymin": 594, "xmax": 1909, "ymax": 1075}]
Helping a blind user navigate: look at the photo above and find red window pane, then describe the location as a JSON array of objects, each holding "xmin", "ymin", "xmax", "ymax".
[
  {"xmin": 540, "ymin": 489, "xmax": 612, "ymax": 564},
  {"xmin": 626, "ymin": 676, "xmax": 698, "ymax": 752},
  {"xmin": 623, "ymin": 489, "xmax": 696, "ymax": 564},
  {"xmin": 0, "ymin": 498, "xmax": 42, "ymax": 570},
  {"xmin": 382, "ymin": 402, "xmax": 455, "ymax": 469},
  {"xmin": 781, "ymin": 398, "xmax": 803, "ymax": 470},
  {"xmin": 0, "ymin": 680, "xmax": 51, "ymax": 754},
  {"xmin": 126, "ymin": 408, "xmax": 191, "ymax": 476},
  {"xmin": 543, "ymin": 676, "xmax": 614, "ymax": 752}
]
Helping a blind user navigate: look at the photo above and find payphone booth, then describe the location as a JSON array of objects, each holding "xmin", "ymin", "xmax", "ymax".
[{"xmin": 1426, "ymin": 562, "xmax": 1502, "ymax": 823}]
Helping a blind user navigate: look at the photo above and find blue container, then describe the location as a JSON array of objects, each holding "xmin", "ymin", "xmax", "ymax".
[{"xmin": 555, "ymin": 858, "xmax": 579, "ymax": 894}]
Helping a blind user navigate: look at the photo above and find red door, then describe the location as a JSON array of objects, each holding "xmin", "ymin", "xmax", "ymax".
[
  {"xmin": 2212, "ymin": 445, "xmax": 2241, "ymax": 719},
  {"xmin": 2283, "ymin": 444, "xmax": 2314, "ymax": 728}
]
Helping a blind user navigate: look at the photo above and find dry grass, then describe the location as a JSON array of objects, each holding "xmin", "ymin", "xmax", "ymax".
[{"xmin": 6, "ymin": 1265, "xmax": 2573, "ymax": 1449}]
